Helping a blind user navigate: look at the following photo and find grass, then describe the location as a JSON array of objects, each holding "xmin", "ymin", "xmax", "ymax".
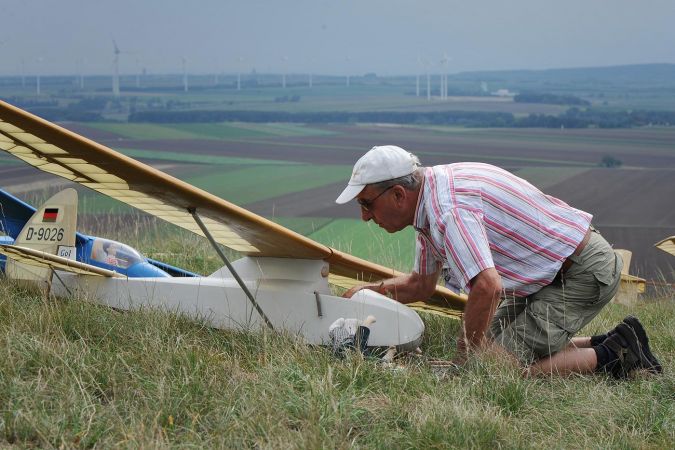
[
  {"xmin": 0, "ymin": 272, "xmax": 672, "ymax": 448},
  {"xmin": 1, "ymin": 217, "xmax": 674, "ymax": 448},
  {"xmin": 309, "ymin": 219, "xmax": 416, "ymax": 272}
]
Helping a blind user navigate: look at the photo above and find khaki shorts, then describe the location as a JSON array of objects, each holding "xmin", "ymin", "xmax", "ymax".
[{"xmin": 488, "ymin": 230, "xmax": 623, "ymax": 364}]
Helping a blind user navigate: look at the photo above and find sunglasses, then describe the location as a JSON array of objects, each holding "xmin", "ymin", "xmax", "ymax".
[{"xmin": 357, "ymin": 185, "xmax": 395, "ymax": 212}]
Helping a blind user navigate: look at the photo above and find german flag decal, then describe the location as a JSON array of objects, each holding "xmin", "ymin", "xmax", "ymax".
[{"xmin": 42, "ymin": 208, "xmax": 59, "ymax": 222}]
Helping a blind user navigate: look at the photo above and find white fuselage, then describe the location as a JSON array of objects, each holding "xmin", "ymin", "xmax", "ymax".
[{"xmin": 51, "ymin": 257, "xmax": 424, "ymax": 350}]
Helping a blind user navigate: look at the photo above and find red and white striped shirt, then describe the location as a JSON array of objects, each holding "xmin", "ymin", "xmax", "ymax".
[{"xmin": 413, "ymin": 163, "xmax": 592, "ymax": 296}]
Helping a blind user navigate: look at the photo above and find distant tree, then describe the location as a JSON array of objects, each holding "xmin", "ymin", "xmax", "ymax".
[
  {"xmin": 514, "ymin": 92, "xmax": 590, "ymax": 106},
  {"xmin": 599, "ymin": 155, "xmax": 623, "ymax": 168}
]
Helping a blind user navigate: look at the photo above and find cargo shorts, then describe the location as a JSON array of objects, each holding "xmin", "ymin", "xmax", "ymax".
[{"xmin": 488, "ymin": 230, "xmax": 623, "ymax": 364}]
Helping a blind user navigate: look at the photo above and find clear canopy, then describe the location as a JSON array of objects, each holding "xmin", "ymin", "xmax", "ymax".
[{"xmin": 90, "ymin": 238, "xmax": 143, "ymax": 269}]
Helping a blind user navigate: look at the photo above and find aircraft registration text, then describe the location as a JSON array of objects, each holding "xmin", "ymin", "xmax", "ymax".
[{"xmin": 25, "ymin": 227, "xmax": 65, "ymax": 242}]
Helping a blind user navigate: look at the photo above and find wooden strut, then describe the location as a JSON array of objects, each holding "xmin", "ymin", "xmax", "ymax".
[
  {"xmin": 314, "ymin": 291, "xmax": 323, "ymax": 317},
  {"xmin": 189, "ymin": 208, "xmax": 274, "ymax": 330},
  {"xmin": 50, "ymin": 267, "xmax": 73, "ymax": 298}
]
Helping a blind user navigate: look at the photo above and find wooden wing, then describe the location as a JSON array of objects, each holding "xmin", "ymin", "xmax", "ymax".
[
  {"xmin": 0, "ymin": 244, "xmax": 123, "ymax": 277},
  {"xmin": 0, "ymin": 100, "xmax": 466, "ymax": 309}
]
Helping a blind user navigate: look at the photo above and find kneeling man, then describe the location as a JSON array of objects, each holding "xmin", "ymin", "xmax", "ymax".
[{"xmin": 336, "ymin": 145, "xmax": 661, "ymax": 378}]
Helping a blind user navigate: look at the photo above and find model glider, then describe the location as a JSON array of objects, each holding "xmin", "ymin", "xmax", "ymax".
[
  {"xmin": 655, "ymin": 236, "xmax": 675, "ymax": 257},
  {"xmin": 0, "ymin": 99, "xmax": 465, "ymax": 350}
]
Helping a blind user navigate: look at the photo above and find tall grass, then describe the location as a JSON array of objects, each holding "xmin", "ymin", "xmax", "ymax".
[{"xmin": 0, "ymin": 229, "xmax": 673, "ymax": 448}]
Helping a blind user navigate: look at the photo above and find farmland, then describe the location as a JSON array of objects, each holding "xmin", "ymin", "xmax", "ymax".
[
  {"xmin": 2, "ymin": 119, "xmax": 673, "ymax": 282},
  {"xmin": 2, "ymin": 65, "xmax": 675, "ymax": 281}
]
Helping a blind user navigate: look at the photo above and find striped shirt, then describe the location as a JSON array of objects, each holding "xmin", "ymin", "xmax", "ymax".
[{"xmin": 413, "ymin": 163, "xmax": 592, "ymax": 296}]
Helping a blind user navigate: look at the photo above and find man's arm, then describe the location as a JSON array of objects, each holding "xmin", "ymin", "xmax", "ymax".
[
  {"xmin": 456, "ymin": 267, "xmax": 502, "ymax": 360},
  {"xmin": 343, "ymin": 269, "xmax": 440, "ymax": 304}
]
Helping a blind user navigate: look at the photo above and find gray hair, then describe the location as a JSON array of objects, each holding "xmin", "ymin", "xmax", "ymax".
[{"xmin": 370, "ymin": 167, "xmax": 424, "ymax": 191}]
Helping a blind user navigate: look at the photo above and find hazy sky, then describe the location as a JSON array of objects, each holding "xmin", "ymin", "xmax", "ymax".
[{"xmin": 1, "ymin": 0, "xmax": 674, "ymax": 76}]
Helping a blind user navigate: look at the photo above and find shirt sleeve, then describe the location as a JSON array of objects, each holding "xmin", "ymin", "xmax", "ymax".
[
  {"xmin": 440, "ymin": 207, "xmax": 494, "ymax": 292},
  {"xmin": 413, "ymin": 232, "xmax": 441, "ymax": 275}
]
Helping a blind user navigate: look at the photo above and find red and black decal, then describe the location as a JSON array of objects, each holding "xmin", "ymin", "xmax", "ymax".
[{"xmin": 42, "ymin": 208, "xmax": 59, "ymax": 223}]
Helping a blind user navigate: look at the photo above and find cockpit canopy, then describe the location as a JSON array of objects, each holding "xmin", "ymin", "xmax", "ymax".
[{"xmin": 90, "ymin": 238, "xmax": 144, "ymax": 269}]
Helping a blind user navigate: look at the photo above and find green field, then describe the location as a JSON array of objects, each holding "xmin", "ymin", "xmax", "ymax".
[
  {"xmin": 77, "ymin": 163, "xmax": 352, "ymax": 214},
  {"xmin": 308, "ymin": 219, "xmax": 416, "ymax": 272},
  {"xmin": 116, "ymin": 147, "xmax": 300, "ymax": 166},
  {"xmin": 87, "ymin": 121, "xmax": 336, "ymax": 140},
  {"xmin": 186, "ymin": 164, "xmax": 351, "ymax": 205}
]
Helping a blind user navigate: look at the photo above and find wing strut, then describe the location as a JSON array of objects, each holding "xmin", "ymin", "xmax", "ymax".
[
  {"xmin": 50, "ymin": 268, "xmax": 74, "ymax": 297},
  {"xmin": 189, "ymin": 208, "xmax": 274, "ymax": 330}
]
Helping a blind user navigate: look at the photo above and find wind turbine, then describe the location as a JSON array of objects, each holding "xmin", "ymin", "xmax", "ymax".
[
  {"xmin": 181, "ymin": 57, "xmax": 188, "ymax": 92},
  {"xmin": 213, "ymin": 59, "xmax": 221, "ymax": 86},
  {"xmin": 440, "ymin": 53, "xmax": 451, "ymax": 100},
  {"xmin": 237, "ymin": 56, "xmax": 244, "ymax": 90},
  {"xmin": 112, "ymin": 40, "xmax": 121, "ymax": 97},
  {"xmin": 345, "ymin": 56, "xmax": 351, "ymax": 87},
  {"xmin": 135, "ymin": 57, "xmax": 143, "ymax": 88},
  {"xmin": 416, "ymin": 56, "xmax": 422, "ymax": 97},
  {"xmin": 77, "ymin": 58, "xmax": 85, "ymax": 89},
  {"xmin": 308, "ymin": 56, "xmax": 315, "ymax": 88},
  {"xmin": 35, "ymin": 57, "xmax": 44, "ymax": 96},
  {"xmin": 111, "ymin": 39, "xmax": 121, "ymax": 98},
  {"xmin": 281, "ymin": 56, "xmax": 288, "ymax": 88},
  {"xmin": 421, "ymin": 58, "xmax": 431, "ymax": 101}
]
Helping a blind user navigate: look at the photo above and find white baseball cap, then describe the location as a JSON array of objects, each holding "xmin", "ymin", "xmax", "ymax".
[{"xmin": 335, "ymin": 145, "xmax": 420, "ymax": 204}]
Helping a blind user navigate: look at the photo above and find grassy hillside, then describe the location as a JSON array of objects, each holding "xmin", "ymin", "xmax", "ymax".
[{"xmin": 0, "ymin": 233, "xmax": 673, "ymax": 448}]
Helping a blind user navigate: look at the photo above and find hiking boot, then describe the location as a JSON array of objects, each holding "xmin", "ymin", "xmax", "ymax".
[
  {"xmin": 606, "ymin": 316, "xmax": 662, "ymax": 374},
  {"xmin": 602, "ymin": 323, "xmax": 651, "ymax": 379},
  {"xmin": 621, "ymin": 316, "xmax": 662, "ymax": 374}
]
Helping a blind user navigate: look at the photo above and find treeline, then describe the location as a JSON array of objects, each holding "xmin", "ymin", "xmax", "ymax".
[
  {"xmin": 129, "ymin": 110, "xmax": 515, "ymax": 127},
  {"xmin": 517, "ymin": 108, "xmax": 675, "ymax": 128},
  {"xmin": 129, "ymin": 108, "xmax": 675, "ymax": 128},
  {"xmin": 23, "ymin": 107, "xmax": 103, "ymax": 122},
  {"xmin": 514, "ymin": 92, "xmax": 590, "ymax": 106}
]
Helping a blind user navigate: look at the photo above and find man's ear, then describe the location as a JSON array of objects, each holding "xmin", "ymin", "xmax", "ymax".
[{"xmin": 393, "ymin": 185, "xmax": 406, "ymax": 203}]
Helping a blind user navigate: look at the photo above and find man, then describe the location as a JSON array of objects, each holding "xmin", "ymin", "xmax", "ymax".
[{"xmin": 336, "ymin": 145, "xmax": 662, "ymax": 378}]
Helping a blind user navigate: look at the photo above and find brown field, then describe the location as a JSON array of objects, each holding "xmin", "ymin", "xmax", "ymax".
[{"xmin": 4, "ymin": 122, "xmax": 674, "ymax": 282}]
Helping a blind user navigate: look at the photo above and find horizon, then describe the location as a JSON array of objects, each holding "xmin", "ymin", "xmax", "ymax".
[{"xmin": 0, "ymin": 62, "xmax": 672, "ymax": 80}]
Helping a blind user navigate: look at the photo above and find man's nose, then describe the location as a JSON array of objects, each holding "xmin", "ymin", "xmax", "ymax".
[{"xmin": 360, "ymin": 207, "xmax": 372, "ymax": 222}]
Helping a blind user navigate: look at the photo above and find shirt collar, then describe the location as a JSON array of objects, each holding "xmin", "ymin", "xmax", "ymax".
[{"xmin": 413, "ymin": 167, "xmax": 430, "ymax": 231}]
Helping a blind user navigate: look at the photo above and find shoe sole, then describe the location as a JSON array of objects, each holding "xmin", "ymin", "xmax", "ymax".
[
  {"xmin": 623, "ymin": 316, "xmax": 663, "ymax": 374},
  {"xmin": 615, "ymin": 323, "xmax": 656, "ymax": 377}
]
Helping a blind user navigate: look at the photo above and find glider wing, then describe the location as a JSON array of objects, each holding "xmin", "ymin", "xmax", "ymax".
[{"xmin": 0, "ymin": 100, "xmax": 466, "ymax": 308}]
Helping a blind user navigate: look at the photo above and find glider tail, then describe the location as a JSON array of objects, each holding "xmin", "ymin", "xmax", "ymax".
[{"xmin": 6, "ymin": 188, "xmax": 79, "ymax": 283}]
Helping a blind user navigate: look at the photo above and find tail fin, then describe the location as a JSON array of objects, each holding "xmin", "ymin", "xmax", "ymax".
[{"xmin": 6, "ymin": 188, "xmax": 78, "ymax": 282}]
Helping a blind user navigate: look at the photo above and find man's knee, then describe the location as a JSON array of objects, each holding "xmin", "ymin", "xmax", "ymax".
[{"xmin": 490, "ymin": 307, "xmax": 571, "ymax": 365}]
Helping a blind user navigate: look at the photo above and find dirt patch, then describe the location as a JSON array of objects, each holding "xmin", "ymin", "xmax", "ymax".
[{"xmin": 546, "ymin": 168, "xmax": 675, "ymax": 226}]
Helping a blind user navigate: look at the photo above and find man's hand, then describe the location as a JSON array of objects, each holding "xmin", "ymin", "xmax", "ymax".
[
  {"xmin": 342, "ymin": 270, "xmax": 440, "ymax": 302},
  {"xmin": 459, "ymin": 267, "xmax": 502, "ymax": 354},
  {"xmin": 343, "ymin": 282, "xmax": 387, "ymax": 298}
]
